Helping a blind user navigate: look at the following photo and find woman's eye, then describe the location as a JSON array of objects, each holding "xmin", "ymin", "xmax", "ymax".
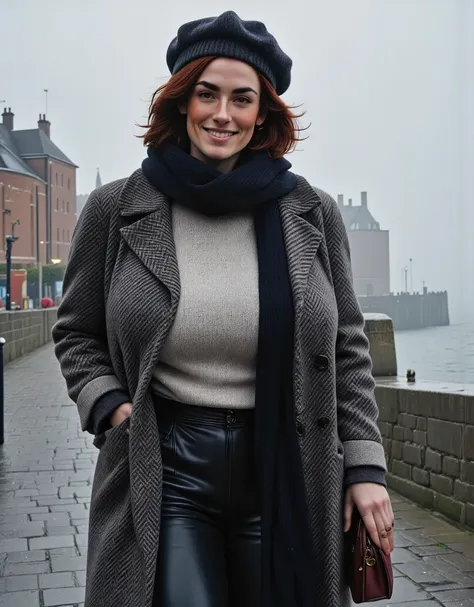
[
  {"xmin": 235, "ymin": 97, "xmax": 250, "ymax": 104},
  {"xmin": 198, "ymin": 91, "xmax": 214, "ymax": 99}
]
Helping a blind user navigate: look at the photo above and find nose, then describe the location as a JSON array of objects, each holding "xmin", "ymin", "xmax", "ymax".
[{"xmin": 212, "ymin": 99, "xmax": 231, "ymax": 124}]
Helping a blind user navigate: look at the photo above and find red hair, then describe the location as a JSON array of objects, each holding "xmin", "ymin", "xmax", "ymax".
[{"xmin": 140, "ymin": 57, "xmax": 305, "ymax": 159}]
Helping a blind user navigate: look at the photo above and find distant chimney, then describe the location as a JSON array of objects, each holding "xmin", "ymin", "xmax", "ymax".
[
  {"xmin": 348, "ymin": 198, "xmax": 353, "ymax": 206},
  {"xmin": 2, "ymin": 107, "xmax": 14, "ymax": 131},
  {"xmin": 361, "ymin": 191, "xmax": 368, "ymax": 207},
  {"xmin": 38, "ymin": 113, "xmax": 50, "ymax": 138},
  {"xmin": 337, "ymin": 194, "xmax": 344, "ymax": 207}
]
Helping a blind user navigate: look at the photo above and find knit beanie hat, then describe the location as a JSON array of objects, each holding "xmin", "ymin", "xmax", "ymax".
[{"xmin": 166, "ymin": 11, "xmax": 292, "ymax": 95}]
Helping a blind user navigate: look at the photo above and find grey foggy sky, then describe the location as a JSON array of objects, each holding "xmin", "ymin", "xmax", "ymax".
[{"xmin": 2, "ymin": 0, "xmax": 473, "ymax": 322}]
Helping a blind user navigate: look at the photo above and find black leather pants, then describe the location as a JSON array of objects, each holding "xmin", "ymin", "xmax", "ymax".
[{"xmin": 153, "ymin": 399, "xmax": 261, "ymax": 607}]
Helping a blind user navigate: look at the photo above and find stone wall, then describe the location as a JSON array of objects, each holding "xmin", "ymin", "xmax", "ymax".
[
  {"xmin": 376, "ymin": 379, "xmax": 474, "ymax": 527},
  {"xmin": 0, "ymin": 309, "xmax": 57, "ymax": 364},
  {"xmin": 364, "ymin": 314, "xmax": 474, "ymax": 528}
]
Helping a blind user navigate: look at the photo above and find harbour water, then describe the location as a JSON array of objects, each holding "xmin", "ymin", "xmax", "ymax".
[{"xmin": 394, "ymin": 322, "xmax": 474, "ymax": 384}]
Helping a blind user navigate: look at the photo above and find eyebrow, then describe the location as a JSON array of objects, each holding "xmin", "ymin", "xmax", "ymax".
[{"xmin": 195, "ymin": 80, "xmax": 258, "ymax": 95}]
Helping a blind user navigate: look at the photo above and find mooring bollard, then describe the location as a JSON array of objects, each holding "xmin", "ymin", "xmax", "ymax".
[{"xmin": 0, "ymin": 337, "xmax": 5, "ymax": 445}]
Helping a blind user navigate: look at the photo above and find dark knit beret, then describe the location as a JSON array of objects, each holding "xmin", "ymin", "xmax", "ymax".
[{"xmin": 166, "ymin": 11, "xmax": 292, "ymax": 95}]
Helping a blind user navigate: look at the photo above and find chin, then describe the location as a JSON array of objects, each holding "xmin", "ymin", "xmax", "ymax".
[{"xmin": 198, "ymin": 144, "xmax": 240, "ymax": 163}]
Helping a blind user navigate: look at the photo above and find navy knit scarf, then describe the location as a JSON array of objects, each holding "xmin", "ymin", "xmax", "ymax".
[{"xmin": 142, "ymin": 144, "xmax": 316, "ymax": 606}]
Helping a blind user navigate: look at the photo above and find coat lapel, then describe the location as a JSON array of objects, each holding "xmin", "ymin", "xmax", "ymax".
[
  {"xmin": 118, "ymin": 170, "xmax": 180, "ymax": 306},
  {"xmin": 279, "ymin": 178, "xmax": 323, "ymax": 413},
  {"xmin": 279, "ymin": 178, "xmax": 323, "ymax": 313}
]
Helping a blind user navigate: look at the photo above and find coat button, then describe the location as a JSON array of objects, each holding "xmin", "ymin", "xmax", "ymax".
[
  {"xmin": 296, "ymin": 418, "xmax": 305, "ymax": 436},
  {"xmin": 317, "ymin": 416, "xmax": 330, "ymax": 429},
  {"xmin": 314, "ymin": 355, "xmax": 329, "ymax": 370}
]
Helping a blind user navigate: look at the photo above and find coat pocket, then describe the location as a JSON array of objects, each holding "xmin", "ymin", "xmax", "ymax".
[{"xmin": 93, "ymin": 417, "xmax": 130, "ymax": 449}]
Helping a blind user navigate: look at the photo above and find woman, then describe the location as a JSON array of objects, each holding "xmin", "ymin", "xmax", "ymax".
[{"xmin": 53, "ymin": 11, "xmax": 394, "ymax": 607}]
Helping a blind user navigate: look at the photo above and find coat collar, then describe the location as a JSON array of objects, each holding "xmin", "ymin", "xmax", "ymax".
[{"xmin": 117, "ymin": 169, "xmax": 323, "ymax": 311}]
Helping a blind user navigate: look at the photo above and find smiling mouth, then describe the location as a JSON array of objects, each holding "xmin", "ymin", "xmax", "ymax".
[{"xmin": 203, "ymin": 128, "xmax": 238, "ymax": 139}]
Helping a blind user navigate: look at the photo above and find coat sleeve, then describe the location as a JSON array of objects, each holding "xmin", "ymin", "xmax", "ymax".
[
  {"xmin": 317, "ymin": 188, "xmax": 387, "ymax": 472},
  {"xmin": 52, "ymin": 189, "xmax": 129, "ymax": 434}
]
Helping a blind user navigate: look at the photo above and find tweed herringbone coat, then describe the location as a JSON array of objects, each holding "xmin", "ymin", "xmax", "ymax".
[{"xmin": 53, "ymin": 169, "xmax": 386, "ymax": 607}]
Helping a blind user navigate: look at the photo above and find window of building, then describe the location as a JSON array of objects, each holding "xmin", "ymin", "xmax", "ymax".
[
  {"xmin": 56, "ymin": 198, "xmax": 59, "ymax": 211},
  {"xmin": 55, "ymin": 172, "xmax": 58, "ymax": 185},
  {"xmin": 62, "ymin": 229, "xmax": 65, "ymax": 243},
  {"xmin": 67, "ymin": 229, "xmax": 70, "ymax": 242},
  {"xmin": 61, "ymin": 173, "xmax": 64, "ymax": 187},
  {"xmin": 66, "ymin": 201, "xmax": 70, "ymax": 213},
  {"xmin": 57, "ymin": 227, "xmax": 60, "ymax": 242}
]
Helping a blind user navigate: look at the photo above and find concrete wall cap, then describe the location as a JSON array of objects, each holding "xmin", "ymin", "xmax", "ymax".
[{"xmin": 364, "ymin": 313, "xmax": 392, "ymax": 321}]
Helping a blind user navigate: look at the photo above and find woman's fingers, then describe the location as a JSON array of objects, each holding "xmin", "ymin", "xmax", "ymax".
[{"xmin": 372, "ymin": 509, "xmax": 392, "ymax": 556}]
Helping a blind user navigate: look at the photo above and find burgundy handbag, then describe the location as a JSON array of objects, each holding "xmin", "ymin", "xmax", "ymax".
[{"xmin": 346, "ymin": 509, "xmax": 394, "ymax": 603}]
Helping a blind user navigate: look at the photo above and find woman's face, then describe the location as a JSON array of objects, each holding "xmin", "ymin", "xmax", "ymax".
[{"xmin": 180, "ymin": 58, "xmax": 265, "ymax": 172}]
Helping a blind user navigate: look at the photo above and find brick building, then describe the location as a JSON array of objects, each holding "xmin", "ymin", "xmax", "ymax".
[
  {"xmin": 0, "ymin": 108, "xmax": 77, "ymax": 265},
  {"xmin": 338, "ymin": 191, "xmax": 390, "ymax": 297}
]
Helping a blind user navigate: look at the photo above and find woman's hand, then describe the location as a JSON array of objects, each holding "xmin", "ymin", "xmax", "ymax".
[
  {"xmin": 344, "ymin": 483, "xmax": 395, "ymax": 556},
  {"xmin": 110, "ymin": 402, "xmax": 133, "ymax": 428}
]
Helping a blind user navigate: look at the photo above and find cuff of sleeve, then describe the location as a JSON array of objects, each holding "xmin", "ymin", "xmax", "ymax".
[
  {"xmin": 91, "ymin": 390, "xmax": 130, "ymax": 435},
  {"xmin": 345, "ymin": 465, "xmax": 386, "ymax": 487},
  {"xmin": 77, "ymin": 375, "xmax": 125, "ymax": 431},
  {"xmin": 343, "ymin": 440, "xmax": 387, "ymax": 470}
]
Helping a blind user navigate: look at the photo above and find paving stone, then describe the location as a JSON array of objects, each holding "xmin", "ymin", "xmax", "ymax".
[
  {"xmin": 5, "ymin": 574, "xmax": 38, "ymax": 591},
  {"xmin": 29, "ymin": 535, "xmax": 75, "ymax": 550},
  {"xmin": 75, "ymin": 497, "xmax": 90, "ymax": 505},
  {"xmin": 30, "ymin": 514, "xmax": 71, "ymax": 525},
  {"xmin": 5, "ymin": 550, "xmax": 47, "ymax": 563},
  {"xmin": 43, "ymin": 587, "xmax": 85, "ymax": 606},
  {"xmin": 14, "ymin": 488, "xmax": 39, "ymax": 497},
  {"xmin": 391, "ymin": 547, "xmax": 420, "ymax": 564},
  {"xmin": 74, "ymin": 534, "xmax": 87, "ymax": 548},
  {"xmin": 432, "ymin": 587, "xmax": 474, "ymax": 601},
  {"xmin": 439, "ymin": 552, "xmax": 474, "ymax": 573},
  {"xmin": 75, "ymin": 525, "xmax": 88, "ymax": 535},
  {"xmin": 0, "ymin": 539, "xmax": 28, "ymax": 553},
  {"xmin": 386, "ymin": 577, "xmax": 431, "ymax": 602},
  {"xmin": 0, "ymin": 591, "xmax": 40, "ymax": 606},
  {"xmin": 1, "ymin": 506, "xmax": 49, "ymax": 516},
  {"xmin": 410, "ymin": 545, "xmax": 455, "ymax": 557},
  {"xmin": 49, "ymin": 505, "xmax": 87, "ymax": 517},
  {"xmin": 397, "ymin": 561, "xmax": 452, "ymax": 586},
  {"xmin": 36, "ymin": 497, "xmax": 77, "ymax": 507},
  {"xmin": 48, "ymin": 547, "xmax": 79, "ymax": 558},
  {"xmin": 50, "ymin": 555, "xmax": 86, "ymax": 572},
  {"xmin": 36, "ymin": 485, "xmax": 59, "ymax": 496},
  {"xmin": 387, "ymin": 602, "xmax": 439, "ymax": 606},
  {"xmin": 398, "ymin": 530, "xmax": 437, "ymax": 546},
  {"xmin": 0, "ymin": 515, "xmax": 29, "ymax": 526},
  {"xmin": 58, "ymin": 487, "xmax": 75, "ymax": 499},
  {"xmin": 0, "ymin": 522, "xmax": 45, "ymax": 539},
  {"xmin": 3, "ymin": 560, "xmax": 50, "ymax": 575},
  {"xmin": 39, "ymin": 572, "xmax": 76, "ymax": 589},
  {"xmin": 74, "ymin": 570, "xmax": 86, "ymax": 587},
  {"xmin": 0, "ymin": 498, "xmax": 35, "ymax": 509}
]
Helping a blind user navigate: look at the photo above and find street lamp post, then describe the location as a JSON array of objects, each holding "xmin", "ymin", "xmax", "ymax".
[{"xmin": 5, "ymin": 219, "xmax": 20, "ymax": 311}]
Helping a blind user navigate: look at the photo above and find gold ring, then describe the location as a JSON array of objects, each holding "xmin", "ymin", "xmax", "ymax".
[{"xmin": 379, "ymin": 530, "xmax": 388, "ymax": 538}]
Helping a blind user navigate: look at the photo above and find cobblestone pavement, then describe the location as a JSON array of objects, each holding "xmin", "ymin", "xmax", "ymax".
[{"xmin": 0, "ymin": 344, "xmax": 474, "ymax": 606}]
